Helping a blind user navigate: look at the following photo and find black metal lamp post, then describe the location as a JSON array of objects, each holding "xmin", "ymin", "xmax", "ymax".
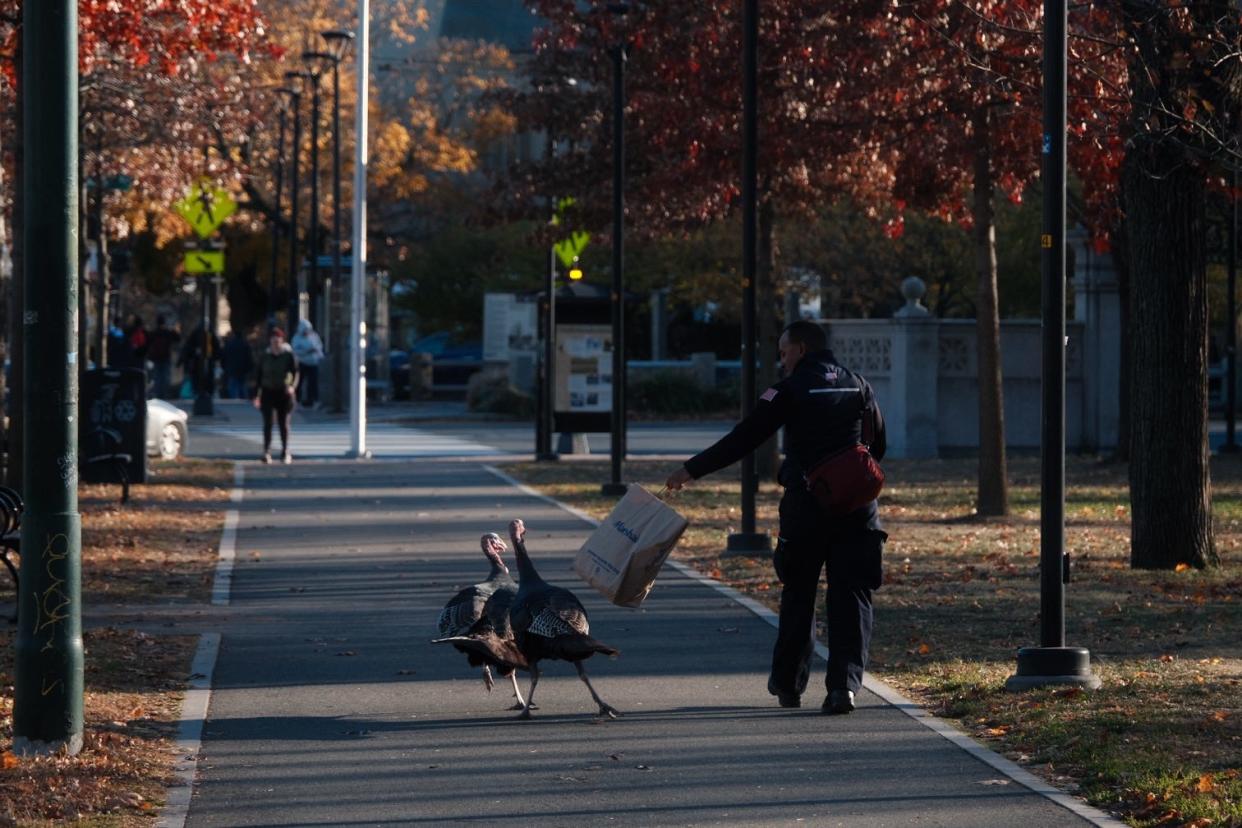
[
  {"xmin": 313, "ymin": 31, "xmax": 355, "ymax": 413},
  {"xmin": 726, "ymin": 0, "xmax": 771, "ymax": 554},
  {"xmin": 1005, "ymin": 0, "xmax": 1099, "ymax": 691},
  {"xmin": 283, "ymin": 71, "xmax": 308, "ymax": 330},
  {"xmin": 270, "ymin": 88, "xmax": 297, "ymax": 319},
  {"xmin": 601, "ymin": 2, "xmax": 630, "ymax": 497},
  {"xmin": 1224, "ymin": 166, "xmax": 1239, "ymax": 453},
  {"xmin": 298, "ymin": 55, "xmax": 324, "ymax": 330},
  {"xmin": 320, "ymin": 36, "xmax": 353, "ymax": 296}
]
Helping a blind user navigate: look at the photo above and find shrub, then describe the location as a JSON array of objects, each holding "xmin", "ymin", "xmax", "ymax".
[
  {"xmin": 466, "ymin": 372, "xmax": 535, "ymax": 418},
  {"xmin": 628, "ymin": 370, "xmax": 737, "ymax": 416}
]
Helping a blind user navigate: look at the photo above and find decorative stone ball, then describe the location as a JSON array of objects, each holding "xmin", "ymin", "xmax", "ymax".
[{"xmin": 901, "ymin": 276, "xmax": 927, "ymax": 303}]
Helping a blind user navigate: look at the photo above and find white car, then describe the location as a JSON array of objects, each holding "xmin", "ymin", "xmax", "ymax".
[{"xmin": 146, "ymin": 398, "xmax": 189, "ymax": 460}]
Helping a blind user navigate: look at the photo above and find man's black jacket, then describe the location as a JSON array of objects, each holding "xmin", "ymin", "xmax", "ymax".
[{"xmin": 683, "ymin": 349, "xmax": 886, "ymax": 538}]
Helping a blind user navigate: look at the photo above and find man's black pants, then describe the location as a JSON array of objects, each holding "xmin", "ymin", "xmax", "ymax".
[{"xmin": 769, "ymin": 528, "xmax": 883, "ymax": 697}]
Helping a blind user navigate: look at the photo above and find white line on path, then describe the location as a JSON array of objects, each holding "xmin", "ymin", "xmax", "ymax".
[
  {"xmin": 210, "ymin": 463, "xmax": 244, "ymax": 607},
  {"xmin": 159, "ymin": 462, "xmax": 245, "ymax": 827},
  {"xmin": 156, "ymin": 632, "xmax": 220, "ymax": 828},
  {"xmin": 480, "ymin": 463, "xmax": 1125, "ymax": 828}
]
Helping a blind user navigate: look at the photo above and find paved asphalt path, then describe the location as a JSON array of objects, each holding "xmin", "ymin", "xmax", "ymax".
[{"xmin": 185, "ymin": 459, "xmax": 1094, "ymax": 827}]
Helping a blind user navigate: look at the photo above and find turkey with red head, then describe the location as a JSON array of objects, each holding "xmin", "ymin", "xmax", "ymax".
[{"xmin": 432, "ymin": 532, "xmax": 530, "ymax": 709}]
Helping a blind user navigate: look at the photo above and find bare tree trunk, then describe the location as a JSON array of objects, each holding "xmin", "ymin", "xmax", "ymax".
[
  {"xmin": 756, "ymin": 197, "xmax": 781, "ymax": 480},
  {"xmin": 1124, "ymin": 148, "xmax": 1217, "ymax": 569},
  {"xmin": 971, "ymin": 108, "xmax": 1008, "ymax": 516}
]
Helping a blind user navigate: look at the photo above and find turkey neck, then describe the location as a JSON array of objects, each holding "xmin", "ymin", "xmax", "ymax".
[
  {"xmin": 511, "ymin": 537, "xmax": 544, "ymax": 585},
  {"xmin": 486, "ymin": 557, "xmax": 509, "ymax": 581}
]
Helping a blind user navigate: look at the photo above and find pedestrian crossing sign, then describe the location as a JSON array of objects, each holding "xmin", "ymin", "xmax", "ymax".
[
  {"xmin": 184, "ymin": 250, "xmax": 225, "ymax": 274},
  {"xmin": 174, "ymin": 178, "xmax": 237, "ymax": 239}
]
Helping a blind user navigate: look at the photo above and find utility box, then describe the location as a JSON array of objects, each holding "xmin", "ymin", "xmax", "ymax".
[{"xmin": 80, "ymin": 368, "xmax": 148, "ymax": 485}]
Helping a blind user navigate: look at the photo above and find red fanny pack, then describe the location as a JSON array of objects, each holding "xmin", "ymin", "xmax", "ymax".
[{"xmin": 804, "ymin": 443, "xmax": 884, "ymax": 516}]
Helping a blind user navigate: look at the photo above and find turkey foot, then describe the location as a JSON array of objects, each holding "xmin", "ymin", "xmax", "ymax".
[
  {"xmin": 576, "ymin": 662, "xmax": 621, "ymax": 719},
  {"xmin": 517, "ymin": 666, "xmax": 540, "ymax": 719},
  {"xmin": 507, "ymin": 671, "xmax": 538, "ymax": 711}
]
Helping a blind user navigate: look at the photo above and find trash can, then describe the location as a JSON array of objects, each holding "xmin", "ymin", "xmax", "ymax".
[{"xmin": 80, "ymin": 368, "xmax": 148, "ymax": 485}]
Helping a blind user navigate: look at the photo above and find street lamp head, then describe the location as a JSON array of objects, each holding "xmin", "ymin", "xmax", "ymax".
[
  {"xmin": 302, "ymin": 49, "xmax": 337, "ymax": 70},
  {"xmin": 321, "ymin": 29, "xmax": 355, "ymax": 61}
]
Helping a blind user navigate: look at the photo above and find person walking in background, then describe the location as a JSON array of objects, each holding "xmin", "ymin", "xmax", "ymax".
[
  {"xmin": 147, "ymin": 315, "xmax": 181, "ymax": 398},
  {"xmin": 222, "ymin": 328, "xmax": 255, "ymax": 399},
  {"xmin": 665, "ymin": 320, "xmax": 887, "ymax": 715},
  {"xmin": 179, "ymin": 324, "xmax": 222, "ymax": 398},
  {"xmin": 252, "ymin": 326, "xmax": 298, "ymax": 464},
  {"xmin": 128, "ymin": 316, "xmax": 148, "ymax": 370},
  {"xmin": 291, "ymin": 318, "xmax": 324, "ymax": 408}
]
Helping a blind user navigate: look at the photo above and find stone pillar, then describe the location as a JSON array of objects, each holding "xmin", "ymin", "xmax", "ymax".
[
  {"xmin": 888, "ymin": 277, "xmax": 938, "ymax": 458},
  {"xmin": 689, "ymin": 352, "xmax": 716, "ymax": 388},
  {"xmin": 650, "ymin": 288, "xmax": 669, "ymax": 360},
  {"xmin": 1068, "ymin": 226, "xmax": 1121, "ymax": 451}
]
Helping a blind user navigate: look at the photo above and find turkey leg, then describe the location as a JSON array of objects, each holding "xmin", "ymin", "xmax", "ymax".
[
  {"xmin": 507, "ymin": 671, "xmax": 528, "ymax": 710},
  {"xmin": 481, "ymin": 665, "xmax": 495, "ymax": 692},
  {"xmin": 575, "ymin": 662, "xmax": 621, "ymax": 719},
  {"xmin": 518, "ymin": 664, "xmax": 540, "ymax": 719}
]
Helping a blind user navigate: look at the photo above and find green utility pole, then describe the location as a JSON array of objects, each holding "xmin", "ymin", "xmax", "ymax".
[{"xmin": 14, "ymin": 0, "xmax": 84, "ymax": 756}]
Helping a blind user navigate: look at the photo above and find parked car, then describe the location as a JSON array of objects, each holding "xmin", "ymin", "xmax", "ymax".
[
  {"xmin": 147, "ymin": 398, "xmax": 189, "ymax": 460},
  {"xmin": 391, "ymin": 333, "xmax": 484, "ymax": 399}
]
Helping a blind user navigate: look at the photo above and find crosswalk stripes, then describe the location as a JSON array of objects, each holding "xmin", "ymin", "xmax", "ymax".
[{"xmin": 191, "ymin": 421, "xmax": 504, "ymax": 458}]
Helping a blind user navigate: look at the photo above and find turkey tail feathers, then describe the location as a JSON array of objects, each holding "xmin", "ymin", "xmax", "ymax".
[
  {"xmin": 432, "ymin": 633, "xmax": 530, "ymax": 671},
  {"xmin": 549, "ymin": 634, "xmax": 620, "ymax": 660}
]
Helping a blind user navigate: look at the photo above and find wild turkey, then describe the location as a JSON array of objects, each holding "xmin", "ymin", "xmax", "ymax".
[
  {"xmin": 432, "ymin": 533, "xmax": 530, "ymax": 709},
  {"xmin": 507, "ymin": 518, "xmax": 620, "ymax": 720}
]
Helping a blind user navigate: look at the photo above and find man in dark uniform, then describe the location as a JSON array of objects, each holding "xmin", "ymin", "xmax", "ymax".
[{"xmin": 665, "ymin": 320, "xmax": 887, "ymax": 714}]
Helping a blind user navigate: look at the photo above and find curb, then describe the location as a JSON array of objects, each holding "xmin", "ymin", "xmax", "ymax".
[{"xmin": 480, "ymin": 463, "xmax": 1125, "ymax": 828}]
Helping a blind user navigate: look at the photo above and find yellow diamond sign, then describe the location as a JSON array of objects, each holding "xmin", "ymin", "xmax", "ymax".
[
  {"xmin": 174, "ymin": 178, "xmax": 237, "ymax": 238},
  {"xmin": 184, "ymin": 250, "xmax": 225, "ymax": 274}
]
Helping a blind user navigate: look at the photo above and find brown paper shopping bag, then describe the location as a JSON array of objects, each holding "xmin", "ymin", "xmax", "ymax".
[{"xmin": 574, "ymin": 485, "xmax": 689, "ymax": 608}]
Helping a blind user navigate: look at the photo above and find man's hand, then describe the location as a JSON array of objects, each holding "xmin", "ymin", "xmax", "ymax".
[
  {"xmin": 252, "ymin": 396, "xmax": 261, "ymax": 410},
  {"xmin": 665, "ymin": 466, "xmax": 693, "ymax": 491}
]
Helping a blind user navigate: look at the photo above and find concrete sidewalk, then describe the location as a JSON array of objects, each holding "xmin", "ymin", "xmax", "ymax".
[{"xmin": 184, "ymin": 460, "xmax": 1109, "ymax": 827}]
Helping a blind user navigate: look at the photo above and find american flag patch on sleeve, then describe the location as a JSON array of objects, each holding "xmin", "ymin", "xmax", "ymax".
[{"xmin": 760, "ymin": 387, "xmax": 778, "ymax": 402}]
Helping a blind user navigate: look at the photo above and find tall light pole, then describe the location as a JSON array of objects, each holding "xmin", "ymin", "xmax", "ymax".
[
  {"xmin": 320, "ymin": 30, "xmax": 355, "ymax": 414},
  {"xmin": 270, "ymin": 88, "xmax": 296, "ymax": 319},
  {"xmin": 726, "ymin": 0, "xmax": 771, "ymax": 554},
  {"xmin": 1005, "ymin": 0, "xmax": 1099, "ymax": 691},
  {"xmin": 283, "ymin": 71, "xmax": 308, "ymax": 330},
  {"xmin": 601, "ymin": 2, "xmax": 630, "ymax": 497},
  {"xmin": 15, "ymin": 0, "xmax": 83, "ymax": 756},
  {"xmin": 1224, "ymin": 167, "xmax": 1239, "ymax": 453},
  {"xmin": 348, "ymin": 0, "xmax": 371, "ymax": 459},
  {"xmin": 299, "ymin": 55, "xmax": 325, "ymax": 331}
]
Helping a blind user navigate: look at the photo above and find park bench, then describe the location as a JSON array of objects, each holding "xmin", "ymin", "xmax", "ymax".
[{"xmin": 0, "ymin": 485, "xmax": 21, "ymax": 622}]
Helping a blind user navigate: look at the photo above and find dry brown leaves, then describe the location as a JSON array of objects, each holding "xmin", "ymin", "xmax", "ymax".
[{"xmin": 0, "ymin": 457, "xmax": 231, "ymax": 826}]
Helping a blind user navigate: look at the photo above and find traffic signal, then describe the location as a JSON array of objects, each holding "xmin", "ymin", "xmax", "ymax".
[{"xmin": 568, "ymin": 257, "xmax": 583, "ymax": 281}]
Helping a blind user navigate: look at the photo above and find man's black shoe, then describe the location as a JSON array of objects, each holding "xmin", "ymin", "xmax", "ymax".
[
  {"xmin": 822, "ymin": 689, "xmax": 855, "ymax": 715},
  {"xmin": 776, "ymin": 692, "xmax": 801, "ymax": 708}
]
